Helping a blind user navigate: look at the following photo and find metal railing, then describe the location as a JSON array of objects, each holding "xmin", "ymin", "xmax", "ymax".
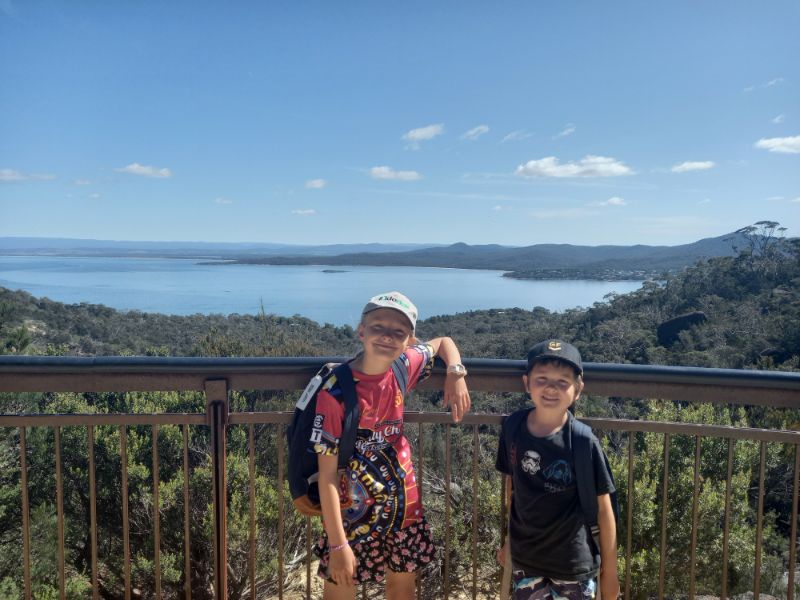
[{"xmin": 1, "ymin": 356, "xmax": 799, "ymax": 600}]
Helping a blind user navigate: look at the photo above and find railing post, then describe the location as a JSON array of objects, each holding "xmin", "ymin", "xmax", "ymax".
[{"xmin": 206, "ymin": 378, "xmax": 229, "ymax": 600}]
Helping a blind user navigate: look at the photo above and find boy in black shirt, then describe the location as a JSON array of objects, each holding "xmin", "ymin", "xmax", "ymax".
[{"xmin": 496, "ymin": 340, "xmax": 619, "ymax": 599}]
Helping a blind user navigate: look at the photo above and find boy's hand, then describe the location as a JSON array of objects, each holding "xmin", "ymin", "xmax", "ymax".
[
  {"xmin": 328, "ymin": 544, "xmax": 357, "ymax": 587},
  {"xmin": 599, "ymin": 567, "xmax": 620, "ymax": 599},
  {"xmin": 443, "ymin": 374, "xmax": 470, "ymax": 422},
  {"xmin": 496, "ymin": 540, "xmax": 509, "ymax": 567}
]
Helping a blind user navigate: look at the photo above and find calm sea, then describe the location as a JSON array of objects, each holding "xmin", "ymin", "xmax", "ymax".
[{"xmin": 0, "ymin": 256, "xmax": 644, "ymax": 326}]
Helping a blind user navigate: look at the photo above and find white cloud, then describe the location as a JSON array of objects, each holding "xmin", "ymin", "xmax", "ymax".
[
  {"xmin": 214, "ymin": 197, "xmax": 233, "ymax": 205},
  {"xmin": 743, "ymin": 86, "xmax": 755, "ymax": 93},
  {"xmin": 305, "ymin": 178, "xmax": 327, "ymax": 189},
  {"xmin": 772, "ymin": 114, "xmax": 785, "ymax": 124},
  {"xmin": 501, "ymin": 129, "xmax": 534, "ymax": 143},
  {"xmin": 461, "ymin": 125, "xmax": 490, "ymax": 141},
  {"xmin": 530, "ymin": 208, "xmax": 595, "ymax": 219},
  {"xmin": 766, "ymin": 77, "xmax": 786, "ymax": 87},
  {"xmin": 89, "ymin": 193, "xmax": 102, "ymax": 199},
  {"xmin": 671, "ymin": 161, "xmax": 715, "ymax": 173},
  {"xmin": 115, "ymin": 162, "xmax": 172, "ymax": 178},
  {"xmin": 402, "ymin": 123, "xmax": 444, "ymax": 149},
  {"xmin": 516, "ymin": 155, "xmax": 633, "ymax": 178},
  {"xmin": 766, "ymin": 196, "xmax": 785, "ymax": 201},
  {"xmin": 699, "ymin": 198, "xmax": 712, "ymax": 204},
  {"xmin": 370, "ymin": 166, "xmax": 422, "ymax": 181},
  {"xmin": 492, "ymin": 205, "xmax": 512, "ymax": 211},
  {"xmin": 291, "ymin": 209, "xmax": 316, "ymax": 216},
  {"xmin": 0, "ymin": 168, "xmax": 56, "ymax": 182},
  {"xmin": 74, "ymin": 178, "xmax": 92, "ymax": 186},
  {"xmin": 754, "ymin": 135, "xmax": 800, "ymax": 154},
  {"xmin": 790, "ymin": 197, "xmax": 800, "ymax": 204},
  {"xmin": 553, "ymin": 123, "xmax": 576, "ymax": 139},
  {"xmin": 599, "ymin": 196, "xmax": 626, "ymax": 206}
]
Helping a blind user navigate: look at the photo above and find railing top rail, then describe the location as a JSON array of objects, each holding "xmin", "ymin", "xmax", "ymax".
[{"xmin": 0, "ymin": 355, "xmax": 798, "ymax": 407}]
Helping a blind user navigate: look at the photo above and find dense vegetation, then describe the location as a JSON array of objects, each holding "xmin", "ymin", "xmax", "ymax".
[{"xmin": 1, "ymin": 222, "xmax": 798, "ymax": 599}]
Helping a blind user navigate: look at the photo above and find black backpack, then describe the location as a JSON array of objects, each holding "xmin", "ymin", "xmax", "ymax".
[
  {"xmin": 502, "ymin": 409, "xmax": 619, "ymax": 552},
  {"xmin": 287, "ymin": 358, "xmax": 409, "ymax": 516}
]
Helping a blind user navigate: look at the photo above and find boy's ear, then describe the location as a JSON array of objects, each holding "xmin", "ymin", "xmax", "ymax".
[
  {"xmin": 407, "ymin": 334, "xmax": 418, "ymax": 347},
  {"xmin": 357, "ymin": 322, "xmax": 365, "ymax": 341},
  {"xmin": 522, "ymin": 374, "xmax": 529, "ymax": 393},
  {"xmin": 572, "ymin": 378, "xmax": 584, "ymax": 402}
]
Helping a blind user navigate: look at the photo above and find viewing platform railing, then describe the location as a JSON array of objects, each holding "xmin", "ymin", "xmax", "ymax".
[{"xmin": 1, "ymin": 356, "xmax": 799, "ymax": 600}]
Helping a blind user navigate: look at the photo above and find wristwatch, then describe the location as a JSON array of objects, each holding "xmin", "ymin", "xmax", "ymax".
[{"xmin": 446, "ymin": 363, "xmax": 468, "ymax": 377}]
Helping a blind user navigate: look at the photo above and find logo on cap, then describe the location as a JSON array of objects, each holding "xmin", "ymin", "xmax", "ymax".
[{"xmin": 548, "ymin": 341, "xmax": 562, "ymax": 351}]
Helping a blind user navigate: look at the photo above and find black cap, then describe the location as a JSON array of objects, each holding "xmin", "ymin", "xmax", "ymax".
[{"xmin": 526, "ymin": 339, "xmax": 583, "ymax": 375}]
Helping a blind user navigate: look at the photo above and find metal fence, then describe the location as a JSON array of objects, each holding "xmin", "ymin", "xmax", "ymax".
[{"xmin": 1, "ymin": 356, "xmax": 799, "ymax": 600}]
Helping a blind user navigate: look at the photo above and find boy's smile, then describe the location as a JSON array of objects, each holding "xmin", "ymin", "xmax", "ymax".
[
  {"xmin": 357, "ymin": 308, "xmax": 413, "ymax": 366},
  {"xmin": 523, "ymin": 362, "xmax": 583, "ymax": 418}
]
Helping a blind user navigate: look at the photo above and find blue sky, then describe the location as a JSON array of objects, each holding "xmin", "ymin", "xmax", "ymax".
[{"xmin": 1, "ymin": 0, "xmax": 798, "ymax": 247}]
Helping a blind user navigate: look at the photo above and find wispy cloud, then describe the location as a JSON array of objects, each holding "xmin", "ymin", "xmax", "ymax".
[
  {"xmin": 744, "ymin": 77, "xmax": 786, "ymax": 92},
  {"xmin": 305, "ymin": 178, "xmax": 327, "ymax": 189},
  {"xmin": 214, "ymin": 197, "xmax": 233, "ymax": 205},
  {"xmin": 74, "ymin": 178, "xmax": 92, "ymax": 186},
  {"xmin": 0, "ymin": 168, "xmax": 56, "ymax": 182},
  {"xmin": 291, "ymin": 209, "xmax": 316, "ymax": 216},
  {"xmin": 530, "ymin": 207, "xmax": 596, "ymax": 219},
  {"xmin": 772, "ymin": 114, "xmax": 785, "ymax": 125},
  {"xmin": 766, "ymin": 196, "xmax": 784, "ymax": 201},
  {"xmin": 699, "ymin": 198, "xmax": 712, "ymax": 205},
  {"xmin": 553, "ymin": 123, "xmax": 576, "ymax": 139},
  {"xmin": 501, "ymin": 129, "xmax": 534, "ymax": 143},
  {"xmin": 89, "ymin": 193, "xmax": 102, "ymax": 199},
  {"xmin": 115, "ymin": 162, "xmax": 172, "ymax": 178},
  {"xmin": 754, "ymin": 135, "xmax": 800, "ymax": 154},
  {"xmin": 492, "ymin": 205, "xmax": 512, "ymax": 211},
  {"xmin": 766, "ymin": 77, "xmax": 786, "ymax": 87},
  {"xmin": 516, "ymin": 155, "xmax": 633, "ymax": 178},
  {"xmin": 402, "ymin": 123, "xmax": 444, "ymax": 149},
  {"xmin": 461, "ymin": 125, "xmax": 490, "ymax": 141},
  {"xmin": 370, "ymin": 166, "xmax": 422, "ymax": 181},
  {"xmin": 790, "ymin": 197, "xmax": 800, "ymax": 204},
  {"xmin": 598, "ymin": 196, "xmax": 626, "ymax": 206},
  {"xmin": 671, "ymin": 161, "xmax": 715, "ymax": 173}
]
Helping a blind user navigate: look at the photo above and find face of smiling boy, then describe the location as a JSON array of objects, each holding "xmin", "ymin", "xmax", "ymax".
[
  {"xmin": 523, "ymin": 361, "xmax": 583, "ymax": 416},
  {"xmin": 358, "ymin": 308, "xmax": 413, "ymax": 362}
]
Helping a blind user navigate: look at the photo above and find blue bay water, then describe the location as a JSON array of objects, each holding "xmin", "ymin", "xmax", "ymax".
[{"xmin": 0, "ymin": 256, "xmax": 644, "ymax": 327}]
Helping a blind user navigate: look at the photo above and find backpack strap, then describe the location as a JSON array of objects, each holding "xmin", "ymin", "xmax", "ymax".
[
  {"xmin": 390, "ymin": 356, "xmax": 410, "ymax": 396},
  {"xmin": 502, "ymin": 408, "xmax": 531, "ymax": 467},
  {"xmin": 332, "ymin": 363, "xmax": 359, "ymax": 471},
  {"xmin": 571, "ymin": 416, "xmax": 602, "ymax": 549}
]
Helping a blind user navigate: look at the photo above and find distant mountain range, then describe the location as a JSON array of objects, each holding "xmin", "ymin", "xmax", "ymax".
[{"xmin": 0, "ymin": 233, "xmax": 756, "ymax": 280}]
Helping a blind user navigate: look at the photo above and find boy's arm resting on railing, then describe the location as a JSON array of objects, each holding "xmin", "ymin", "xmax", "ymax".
[
  {"xmin": 424, "ymin": 336, "xmax": 471, "ymax": 422},
  {"xmin": 318, "ymin": 453, "xmax": 357, "ymax": 587},
  {"xmin": 597, "ymin": 492, "xmax": 620, "ymax": 599}
]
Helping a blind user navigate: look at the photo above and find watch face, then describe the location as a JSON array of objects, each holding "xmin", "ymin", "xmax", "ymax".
[{"xmin": 448, "ymin": 364, "xmax": 467, "ymax": 376}]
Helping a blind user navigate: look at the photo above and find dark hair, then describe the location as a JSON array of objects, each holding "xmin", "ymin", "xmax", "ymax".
[{"xmin": 527, "ymin": 356, "xmax": 583, "ymax": 383}]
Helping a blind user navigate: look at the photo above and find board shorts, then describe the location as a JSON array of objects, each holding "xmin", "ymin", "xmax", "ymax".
[
  {"xmin": 511, "ymin": 570, "xmax": 596, "ymax": 600},
  {"xmin": 314, "ymin": 519, "xmax": 436, "ymax": 584}
]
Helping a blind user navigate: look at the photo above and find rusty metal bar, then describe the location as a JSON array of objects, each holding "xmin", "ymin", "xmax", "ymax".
[
  {"xmin": 789, "ymin": 444, "xmax": 800, "ymax": 600},
  {"xmin": 205, "ymin": 378, "xmax": 229, "ymax": 600},
  {"xmin": 88, "ymin": 425, "xmax": 99, "ymax": 600},
  {"xmin": 305, "ymin": 516, "xmax": 311, "ymax": 600},
  {"xmin": 19, "ymin": 426, "xmax": 31, "ymax": 600},
  {"xmin": 121, "ymin": 425, "xmax": 131, "ymax": 600},
  {"xmin": 277, "ymin": 425, "xmax": 285, "ymax": 600},
  {"xmin": 182, "ymin": 424, "xmax": 192, "ymax": 600},
  {"xmin": 721, "ymin": 439, "xmax": 734, "ymax": 600},
  {"xmin": 444, "ymin": 423, "xmax": 452, "ymax": 600},
  {"xmin": 658, "ymin": 433, "xmax": 670, "ymax": 600},
  {"xmin": 153, "ymin": 424, "xmax": 162, "ymax": 600},
  {"xmin": 248, "ymin": 424, "xmax": 256, "ymax": 600},
  {"xmin": 754, "ymin": 441, "xmax": 766, "ymax": 596},
  {"xmin": 471, "ymin": 425, "xmax": 478, "ymax": 600},
  {"xmin": 417, "ymin": 421, "xmax": 424, "ymax": 600},
  {"xmin": 0, "ymin": 413, "xmax": 207, "ymax": 427},
  {"xmin": 624, "ymin": 432, "xmax": 634, "ymax": 600},
  {"xmin": 689, "ymin": 436, "xmax": 701, "ymax": 599},
  {"xmin": 55, "ymin": 426, "xmax": 65, "ymax": 600}
]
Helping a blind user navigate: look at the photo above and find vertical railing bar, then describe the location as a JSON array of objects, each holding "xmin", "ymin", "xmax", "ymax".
[
  {"xmin": 417, "ymin": 422, "xmax": 424, "ymax": 600},
  {"xmin": 305, "ymin": 516, "xmax": 312, "ymax": 600},
  {"xmin": 658, "ymin": 433, "xmax": 670, "ymax": 600},
  {"xmin": 444, "ymin": 423, "xmax": 451, "ymax": 600},
  {"xmin": 689, "ymin": 435, "xmax": 701, "ymax": 600},
  {"xmin": 721, "ymin": 439, "xmax": 734, "ymax": 600},
  {"xmin": 153, "ymin": 424, "xmax": 162, "ymax": 600},
  {"xmin": 754, "ymin": 441, "xmax": 766, "ymax": 597},
  {"xmin": 624, "ymin": 431, "xmax": 634, "ymax": 600},
  {"xmin": 19, "ymin": 427, "xmax": 31, "ymax": 600},
  {"xmin": 88, "ymin": 425, "xmax": 99, "ymax": 600},
  {"xmin": 248, "ymin": 424, "xmax": 256, "ymax": 600},
  {"xmin": 277, "ymin": 424, "xmax": 285, "ymax": 600},
  {"xmin": 121, "ymin": 425, "xmax": 131, "ymax": 600},
  {"xmin": 55, "ymin": 426, "xmax": 65, "ymax": 600},
  {"xmin": 205, "ymin": 379, "xmax": 229, "ymax": 600},
  {"xmin": 788, "ymin": 444, "xmax": 800, "ymax": 600},
  {"xmin": 182, "ymin": 424, "xmax": 192, "ymax": 600},
  {"xmin": 471, "ymin": 425, "xmax": 479, "ymax": 600}
]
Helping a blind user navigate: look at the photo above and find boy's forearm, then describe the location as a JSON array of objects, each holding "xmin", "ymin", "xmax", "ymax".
[
  {"xmin": 426, "ymin": 336, "xmax": 463, "ymax": 366},
  {"xmin": 597, "ymin": 493, "xmax": 619, "ymax": 583},
  {"xmin": 318, "ymin": 455, "xmax": 348, "ymax": 545}
]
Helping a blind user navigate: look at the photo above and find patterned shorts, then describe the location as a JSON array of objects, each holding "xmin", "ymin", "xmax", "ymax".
[
  {"xmin": 511, "ymin": 570, "xmax": 596, "ymax": 600},
  {"xmin": 315, "ymin": 519, "xmax": 437, "ymax": 584}
]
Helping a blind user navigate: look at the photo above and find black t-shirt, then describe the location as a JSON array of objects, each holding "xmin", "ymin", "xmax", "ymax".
[{"xmin": 495, "ymin": 409, "xmax": 615, "ymax": 581}]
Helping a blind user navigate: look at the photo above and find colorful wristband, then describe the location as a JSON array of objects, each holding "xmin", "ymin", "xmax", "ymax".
[{"xmin": 329, "ymin": 542, "xmax": 349, "ymax": 552}]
